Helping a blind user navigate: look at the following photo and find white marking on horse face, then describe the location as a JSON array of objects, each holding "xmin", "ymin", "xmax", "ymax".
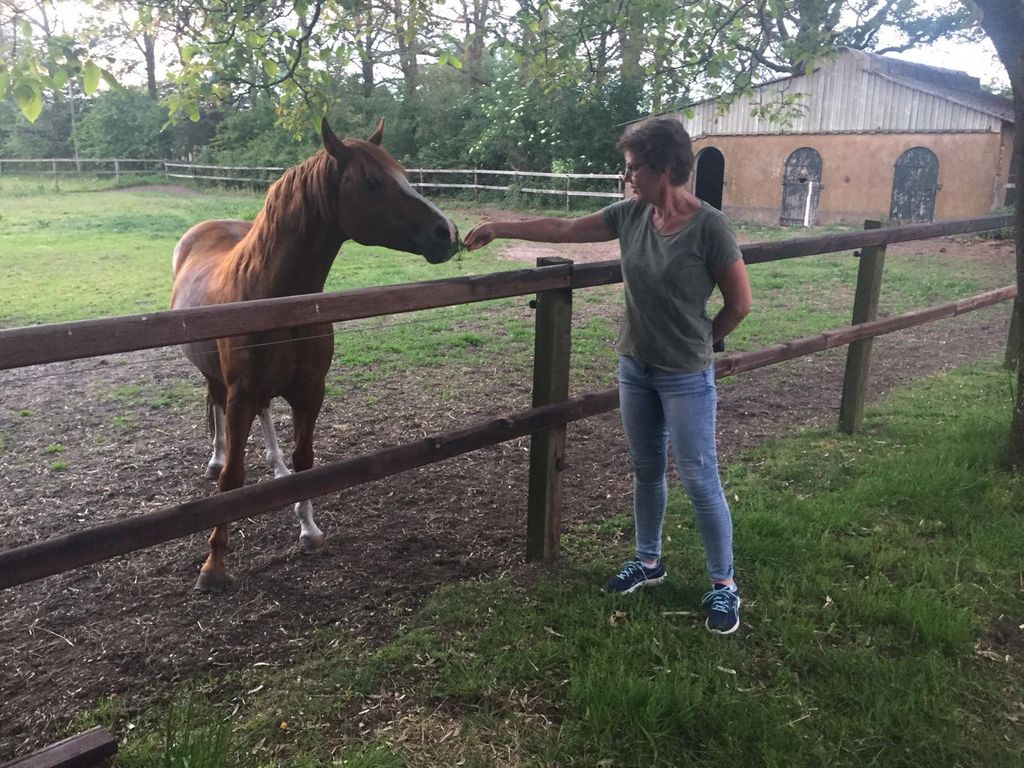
[{"xmin": 393, "ymin": 171, "xmax": 457, "ymax": 243}]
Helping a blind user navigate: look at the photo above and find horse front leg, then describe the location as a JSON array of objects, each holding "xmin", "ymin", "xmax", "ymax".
[
  {"xmin": 195, "ymin": 393, "xmax": 258, "ymax": 593},
  {"xmin": 291, "ymin": 401, "xmax": 325, "ymax": 553}
]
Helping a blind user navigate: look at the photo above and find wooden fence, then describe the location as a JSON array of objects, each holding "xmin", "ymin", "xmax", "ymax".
[
  {"xmin": 0, "ymin": 213, "xmax": 1015, "ymax": 591},
  {"xmin": 164, "ymin": 163, "xmax": 624, "ymax": 207},
  {"xmin": 2, "ymin": 158, "xmax": 623, "ymax": 207},
  {"xmin": 0, "ymin": 158, "xmax": 165, "ymax": 181}
]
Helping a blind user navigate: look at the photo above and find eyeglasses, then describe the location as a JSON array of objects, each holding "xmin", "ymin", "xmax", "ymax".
[{"xmin": 624, "ymin": 161, "xmax": 649, "ymax": 175}]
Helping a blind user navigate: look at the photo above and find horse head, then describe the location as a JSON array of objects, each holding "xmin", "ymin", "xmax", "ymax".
[{"xmin": 321, "ymin": 118, "xmax": 459, "ymax": 264}]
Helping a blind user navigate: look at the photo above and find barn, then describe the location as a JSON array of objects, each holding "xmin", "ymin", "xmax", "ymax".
[{"xmin": 674, "ymin": 47, "xmax": 1016, "ymax": 226}]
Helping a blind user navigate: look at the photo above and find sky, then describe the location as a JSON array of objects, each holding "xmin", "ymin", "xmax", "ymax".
[{"xmin": 889, "ymin": 37, "xmax": 1010, "ymax": 90}]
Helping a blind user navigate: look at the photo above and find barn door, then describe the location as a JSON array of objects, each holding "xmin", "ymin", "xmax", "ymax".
[
  {"xmin": 694, "ymin": 147, "xmax": 725, "ymax": 210},
  {"xmin": 890, "ymin": 147, "xmax": 939, "ymax": 223},
  {"xmin": 780, "ymin": 148, "xmax": 823, "ymax": 226}
]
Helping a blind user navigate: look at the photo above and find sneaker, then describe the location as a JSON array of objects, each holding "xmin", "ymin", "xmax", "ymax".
[
  {"xmin": 602, "ymin": 558, "xmax": 666, "ymax": 594},
  {"xmin": 701, "ymin": 584, "xmax": 741, "ymax": 635}
]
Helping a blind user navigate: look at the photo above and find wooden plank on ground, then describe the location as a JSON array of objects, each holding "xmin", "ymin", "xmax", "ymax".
[{"xmin": 0, "ymin": 727, "xmax": 117, "ymax": 768}]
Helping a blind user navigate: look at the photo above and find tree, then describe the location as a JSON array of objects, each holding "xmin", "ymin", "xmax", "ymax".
[
  {"xmin": 968, "ymin": 0, "xmax": 1024, "ymax": 464},
  {"xmin": 198, "ymin": 98, "xmax": 313, "ymax": 165},
  {"xmin": 74, "ymin": 86, "xmax": 169, "ymax": 157},
  {"xmin": 0, "ymin": 0, "xmax": 114, "ymax": 121}
]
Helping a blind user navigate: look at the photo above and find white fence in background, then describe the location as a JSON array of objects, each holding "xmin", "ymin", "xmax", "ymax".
[
  {"xmin": 164, "ymin": 163, "xmax": 625, "ymax": 207},
  {"xmin": 0, "ymin": 158, "xmax": 625, "ymax": 207},
  {"xmin": 0, "ymin": 158, "xmax": 165, "ymax": 180}
]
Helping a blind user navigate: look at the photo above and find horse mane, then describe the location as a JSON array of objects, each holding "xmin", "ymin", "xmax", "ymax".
[{"xmin": 227, "ymin": 140, "xmax": 405, "ymax": 286}]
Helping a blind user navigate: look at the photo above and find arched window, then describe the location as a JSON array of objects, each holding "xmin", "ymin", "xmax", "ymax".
[
  {"xmin": 780, "ymin": 147, "xmax": 823, "ymax": 226},
  {"xmin": 694, "ymin": 147, "xmax": 725, "ymax": 210},
  {"xmin": 890, "ymin": 147, "xmax": 939, "ymax": 223}
]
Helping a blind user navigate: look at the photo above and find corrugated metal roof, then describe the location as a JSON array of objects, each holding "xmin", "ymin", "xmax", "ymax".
[{"xmin": 674, "ymin": 47, "xmax": 1013, "ymax": 138}]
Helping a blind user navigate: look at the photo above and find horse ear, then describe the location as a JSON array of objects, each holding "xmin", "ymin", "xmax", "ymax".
[
  {"xmin": 321, "ymin": 117, "xmax": 351, "ymax": 163},
  {"xmin": 368, "ymin": 118, "xmax": 385, "ymax": 146}
]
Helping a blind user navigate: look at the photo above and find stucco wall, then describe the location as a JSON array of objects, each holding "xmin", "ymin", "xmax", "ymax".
[{"xmin": 691, "ymin": 131, "xmax": 1010, "ymax": 225}]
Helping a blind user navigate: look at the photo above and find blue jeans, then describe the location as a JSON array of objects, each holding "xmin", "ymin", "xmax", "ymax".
[{"xmin": 618, "ymin": 355, "xmax": 734, "ymax": 583}]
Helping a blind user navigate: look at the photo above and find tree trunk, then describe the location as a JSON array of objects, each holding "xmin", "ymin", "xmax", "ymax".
[
  {"xmin": 969, "ymin": 0, "xmax": 1024, "ymax": 465},
  {"xmin": 461, "ymin": 0, "xmax": 491, "ymax": 86},
  {"xmin": 1006, "ymin": 91, "xmax": 1024, "ymax": 465},
  {"xmin": 144, "ymin": 31, "xmax": 158, "ymax": 100}
]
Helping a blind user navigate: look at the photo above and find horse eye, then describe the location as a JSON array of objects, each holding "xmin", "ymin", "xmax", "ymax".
[{"xmin": 364, "ymin": 176, "xmax": 380, "ymax": 192}]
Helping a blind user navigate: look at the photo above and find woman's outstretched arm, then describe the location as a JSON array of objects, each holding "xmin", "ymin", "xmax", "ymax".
[{"xmin": 464, "ymin": 211, "xmax": 615, "ymax": 250}]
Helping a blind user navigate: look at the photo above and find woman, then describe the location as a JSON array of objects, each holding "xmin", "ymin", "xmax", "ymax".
[{"xmin": 464, "ymin": 117, "xmax": 752, "ymax": 635}]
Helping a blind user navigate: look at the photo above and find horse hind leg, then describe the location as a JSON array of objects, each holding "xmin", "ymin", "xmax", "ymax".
[
  {"xmin": 290, "ymin": 403, "xmax": 326, "ymax": 554},
  {"xmin": 259, "ymin": 406, "xmax": 325, "ymax": 553},
  {"xmin": 259, "ymin": 407, "xmax": 290, "ymax": 479},
  {"xmin": 204, "ymin": 380, "xmax": 228, "ymax": 480},
  {"xmin": 205, "ymin": 398, "xmax": 226, "ymax": 479}
]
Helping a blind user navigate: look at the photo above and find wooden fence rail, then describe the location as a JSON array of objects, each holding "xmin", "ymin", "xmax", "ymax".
[
  {"xmin": 164, "ymin": 163, "xmax": 625, "ymax": 205},
  {"xmin": 0, "ymin": 284, "xmax": 1014, "ymax": 591},
  {"xmin": 2, "ymin": 158, "xmax": 623, "ymax": 205},
  {"xmin": 0, "ymin": 213, "xmax": 1015, "ymax": 591},
  {"xmin": 0, "ymin": 158, "xmax": 164, "ymax": 181},
  {"xmin": 0, "ymin": 215, "xmax": 1012, "ymax": 372}
]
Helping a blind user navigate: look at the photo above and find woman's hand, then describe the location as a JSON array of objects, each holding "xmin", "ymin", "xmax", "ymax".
[{"xmin": 464, "ymin": 224, "xmax": 498, "ymax": 251}]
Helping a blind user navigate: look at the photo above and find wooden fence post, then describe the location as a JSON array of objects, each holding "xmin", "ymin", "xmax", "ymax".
[
  {"xmin": 526, "ymin": 256, "xmax": 573, "ymax": 562},
  {"xmin": 1003, "ymin": 299, "xmax": 1021, "ymax": 370},
  {"xmin": 839, "ymin": 219, "xmax": 886, "ymax": 434}
]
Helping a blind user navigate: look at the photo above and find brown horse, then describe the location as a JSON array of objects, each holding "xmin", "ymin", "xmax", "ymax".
[{"xmin": 171, "ymin": 118, "xmax": 459, "ymax": 592}]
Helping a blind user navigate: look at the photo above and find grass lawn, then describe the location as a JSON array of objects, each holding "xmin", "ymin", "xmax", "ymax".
[
  {"xmin": 0, "ymin": 176, "xmax": 1013, "ymax": 393},
  {"xmin": 70, "ymin": 363, "xmax": 1024, "ymax": 767}
]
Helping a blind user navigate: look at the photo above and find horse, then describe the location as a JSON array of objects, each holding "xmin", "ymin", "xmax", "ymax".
[{"xmin": 171, "ymin": 118, "xmax": 460, "ymax": 592}]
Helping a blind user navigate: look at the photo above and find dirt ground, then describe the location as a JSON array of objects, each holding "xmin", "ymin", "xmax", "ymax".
[{"xmin": 0, "ymin": 225, "xmax": 1017, "ymax": 760}]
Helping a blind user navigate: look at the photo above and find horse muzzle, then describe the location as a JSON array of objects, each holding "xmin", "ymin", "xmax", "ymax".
[{"xmin": 421, "ymin": 220, "xmax": 460, "ymax": 264}]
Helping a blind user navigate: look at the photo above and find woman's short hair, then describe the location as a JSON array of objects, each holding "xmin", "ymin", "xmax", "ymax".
[{"xmin": 616, "ymin": 117, "xmax": 695, "ymax": 185}]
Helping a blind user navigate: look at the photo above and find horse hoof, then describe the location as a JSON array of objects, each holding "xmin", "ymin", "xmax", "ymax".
[
  {"xmin": 204, "ymin": 464, "xmax": 223, "ymax": 480},
  {"xmin": 300, "ymin": 534, "xmax": 327, "ymax": 554},
  {"xmin": 194, "ymin": 570, "xmax": 228, "ymax": 593}
]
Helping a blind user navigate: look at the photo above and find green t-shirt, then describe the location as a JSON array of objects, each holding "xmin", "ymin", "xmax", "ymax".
[{"xmin": 602, "ymin": 198, "xmax": 743, "ymax": 373}]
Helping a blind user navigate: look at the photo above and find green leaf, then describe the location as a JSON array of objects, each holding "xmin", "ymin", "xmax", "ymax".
[
  {"xmin": 82, "ymin": 60, "xmax": 101, "ymax": 95},
  {"xmin": 14, "ymin": 83, "xmax": 43, "ymax": 123},
  {"xmin": 264, "ymin": 59, "xmax": 280, "ymax": 78},
  {"xmin": 50, "ymin": 67, "xmax": 69, "ymax": 90},
  {"xmin": 187, "ymin": 102, "xmax": 201, "ymax": 122},
  {"xmin": 181, "ymin": 44, "xmax": 199, "ymax": 64},
  {"xmin": 0, "ymin": 65, "xmax": 8, "ymax": 97}
]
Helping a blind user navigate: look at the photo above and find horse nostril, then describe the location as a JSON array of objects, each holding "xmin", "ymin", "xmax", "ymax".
[{"xmin": 434, "ymin": 222, "xmax": 452, "ymax": 243}]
